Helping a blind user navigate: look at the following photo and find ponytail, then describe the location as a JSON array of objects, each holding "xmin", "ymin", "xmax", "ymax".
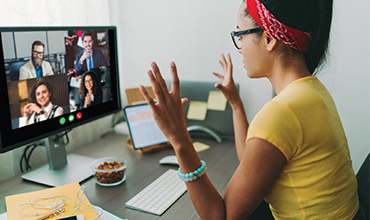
[{"xmin": 304, "ymin": 0, "xmax": 333, "ymax": 74}]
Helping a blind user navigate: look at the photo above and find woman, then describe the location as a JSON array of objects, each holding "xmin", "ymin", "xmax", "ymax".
[
  {"xmin": 79, "ymin": 70, "xmax": 102, "ymax": 108},
  {"xmin": 21, "ymin": 81, "xmax": 63, "ymax": 126},
  {"xmin": 140, "ymin": 0, "xmax": 360, "ymax": 219}
]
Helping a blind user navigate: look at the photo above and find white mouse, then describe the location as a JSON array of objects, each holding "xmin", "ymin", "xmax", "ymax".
[{"xmin": 159, "ymin": 155, "xmax": 179, "ymax": 166}]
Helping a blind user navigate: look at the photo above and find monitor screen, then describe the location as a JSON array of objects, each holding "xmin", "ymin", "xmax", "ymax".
[
  {"xmin": 0, "ymin": 26, "xmax": 121, "ymax": 153},
  {"xmin": 0, "ymin": 26, "xmax": 121, "ymax": 186}
]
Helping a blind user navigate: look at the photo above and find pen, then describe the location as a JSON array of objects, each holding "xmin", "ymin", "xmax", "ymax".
[{"xmin": 32, "ymin": 208, "xmax": 65, "ymax": 220}]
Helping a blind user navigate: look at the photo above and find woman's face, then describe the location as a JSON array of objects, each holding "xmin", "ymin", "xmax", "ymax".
[
  {"xmin": 236, "ymin": 4, "xmax": 267, "ymax": 78},
  {"xmin": 84, "ymin": 75, "xmax": 94, "ymax": 91},
  {"xmin": 35, "ymin": 84, "xmax": 51, "ymax": 108}
]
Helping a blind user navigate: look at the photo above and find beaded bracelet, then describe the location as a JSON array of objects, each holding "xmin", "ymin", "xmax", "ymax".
[{"xmin": 177, "ymin": 160, "xmax": 207, "ymax": 182}]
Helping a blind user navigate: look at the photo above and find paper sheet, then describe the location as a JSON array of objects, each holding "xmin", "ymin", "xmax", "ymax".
[
  {"xmin": 207, "ymin": 90, "xmax": 227, "ymax": 111},
  {"xmin": 193, "ymin": 142, "xmax": 211, "ymax": 152},
  {"xmin": 187, "ymin": 101, "xmax": 207, "ymax": 121}
]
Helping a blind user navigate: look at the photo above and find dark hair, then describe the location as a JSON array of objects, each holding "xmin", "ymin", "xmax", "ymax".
[
  {"xmin": 30, "ymin": 81, "xmax": 54, "ymax": 107},
  {"xmin": 304, "ymin": 1, "xmax": 333, "ymax": 74},
  {"xmin": 243, "ymin": 0, "xmax": 333, "ymax": 74},
  {"xmin": 31, "ymin": 40, "xmax": 45, "ymax": 50},
  {"xmin": 82, "ymin": 31, "xmax": 93, "ymax": 41},
  {"xmin": 79, "ymin": 70, "xmax": 102, "ymax": 99}
]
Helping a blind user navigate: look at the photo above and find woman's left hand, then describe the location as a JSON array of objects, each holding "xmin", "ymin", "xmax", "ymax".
[{"xmin": 139, "ymin": 62, "xmax": 191, "ymax": 148}]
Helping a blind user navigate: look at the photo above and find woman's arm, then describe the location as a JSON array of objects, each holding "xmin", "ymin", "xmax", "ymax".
[
  {"xmin": 213, "ymin": 53, "xmax": 249, "ymax": 161},
  {"xmin": 140, "ymin": 62, "xmax": 286, "ymax": 219}
]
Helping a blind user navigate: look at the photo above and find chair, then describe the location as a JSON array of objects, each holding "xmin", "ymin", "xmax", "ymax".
[
  {"xmin": 9, "ymin": 60, "xmax": 29, "ymax": 81},
  {"xmin": 356, "ymin": 153, "xmax": 369, "ymax": 220}
]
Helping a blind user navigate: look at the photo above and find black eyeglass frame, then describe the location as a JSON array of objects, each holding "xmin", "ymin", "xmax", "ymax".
[{"xmin": 230, "ymin": 27, "xmax": 263, "ymax": 49}]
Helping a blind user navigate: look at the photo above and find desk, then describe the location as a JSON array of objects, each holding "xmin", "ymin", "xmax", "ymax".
[{"xmin": 0, "ymin": 132, "xmax": 239, "ymax": 219}]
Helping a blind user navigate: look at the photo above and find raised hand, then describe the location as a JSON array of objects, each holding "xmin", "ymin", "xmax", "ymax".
[
  {"xmin": 212, "ymin": 53, "xmax": 241, "ymax": 107},
  {"xmin": 139, "ymin": 62, "xmax": 191, "ymax": 148}
]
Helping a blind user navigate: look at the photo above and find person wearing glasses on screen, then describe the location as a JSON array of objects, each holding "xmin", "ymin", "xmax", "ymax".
[
  {"xmin": 19, "ymin": 41, "xmax": 54, "ymax": 80},
  {"xmin": 79, "ymin": 70, "xmax": 102, "ymax": 108},
  {"xmin": 19, "ymin": 81, "xmax": 63, "ymax": 127},
  {"xmin": 140, "ymin": 0, "xmax": 361, "ymax": 219}
]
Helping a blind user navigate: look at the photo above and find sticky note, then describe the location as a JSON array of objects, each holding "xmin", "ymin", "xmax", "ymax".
[
  {"xmin": 187, "ymin": 101, "xmax": 207, "ymax": 121},
  {"xmin": 207, "ymin": 90, "xmax": 227, "ymax": 111},
  {"xmin": 193, "ymin": 142, "xmax": 210, "ymax": 152}
]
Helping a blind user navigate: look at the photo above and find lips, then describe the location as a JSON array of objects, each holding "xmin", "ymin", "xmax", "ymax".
[{"xmin": 38, "ymin": 98, "xmax": 46, "ymax": 103}]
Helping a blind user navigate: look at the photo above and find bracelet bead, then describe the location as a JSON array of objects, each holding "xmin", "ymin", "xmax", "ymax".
[{"xmin": 178, "ymin": 160, "xmax": 207, "ymax": 182}]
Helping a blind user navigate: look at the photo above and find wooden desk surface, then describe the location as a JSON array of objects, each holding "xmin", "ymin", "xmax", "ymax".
[{"xmin": 0, "ymin": 132, "xmax": 238, "ymax": 219}]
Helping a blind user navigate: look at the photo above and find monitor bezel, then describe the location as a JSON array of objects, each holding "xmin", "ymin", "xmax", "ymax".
[{"xmin": 0, "ymin": 26, "xmax": 121, "ymax": 153}]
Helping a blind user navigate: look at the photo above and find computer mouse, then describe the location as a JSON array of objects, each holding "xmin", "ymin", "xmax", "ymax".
[{"xmin": 159, "ymin": 155, "xmax": 179, "ymax": 166}]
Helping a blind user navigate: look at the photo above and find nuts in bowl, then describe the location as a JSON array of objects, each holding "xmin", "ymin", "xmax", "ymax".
[{"xmin": 90, "ymin": 157, "xmax": 128, "ymax": 186}]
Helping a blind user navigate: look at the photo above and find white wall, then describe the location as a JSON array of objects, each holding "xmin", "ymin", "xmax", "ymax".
[
  {"xmin": 109, "ymin": 0, "xmax": 369, "ymax": 173},
  {"xmin": 318, "ymin": 0, "xmax": 370, "ymax": 172}
]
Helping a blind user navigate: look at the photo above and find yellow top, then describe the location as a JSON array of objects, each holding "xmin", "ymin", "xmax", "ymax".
[{"xmin": 247, "ymin": 76, "xmax": 359, "ymax": 219}]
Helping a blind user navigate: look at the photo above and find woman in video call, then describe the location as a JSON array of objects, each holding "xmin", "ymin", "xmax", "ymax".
[
  {"xmin": 79, "ymin": 70, "xmax": 102, "ymax": 108},
  {"xmin": 20, "ymin": 81, "xmax": 63, "ymax": 126},
  {"xmin": 140, "ymin": 0, "xmax": 361, "ymax": 219}
]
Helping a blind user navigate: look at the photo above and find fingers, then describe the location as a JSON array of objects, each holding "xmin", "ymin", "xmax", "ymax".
[
  {"xmin": 151, "ymin": 62, "xmax": 169, "ymax": 94},
  {"xmin": 213, "ymin": 72, "xmax": 224, "ymax": 81},
  {"xmin": 139, "ymin": 85, "xmax": 156, "ymax": 107},
  {"xmin": 170, "ymin": 62, "xmax": 180, "ymax": 97},
  {"xmin": 181, "ymin": 98, "xmax": 188, "ymax": 109},
  {"xmin": 220, "ymin": 53, "xmax": 227, "ymax": 72},
  {"xmin": 148, "ymin": 69, "xmax": 165, "ymax": 105},
  {"xmin": 227, "ymin": 53, "xmax": 233, "ymax": 75},
  {"xmin": 149, "ymin": 62, "xmax": 171, "ymax": 105}
]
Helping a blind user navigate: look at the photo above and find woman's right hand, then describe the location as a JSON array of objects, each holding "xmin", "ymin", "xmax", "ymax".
[
  {"xmin": 213, "ymin": 53, "xmax": 242, "ymax": 107},
  {"xmin": 23, "ymin": 103, "xmax": 41, "ymax": 117}
]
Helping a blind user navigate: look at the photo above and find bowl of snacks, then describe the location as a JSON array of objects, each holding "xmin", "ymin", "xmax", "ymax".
[{"xmin": 90, "ymin": 157, "xmax": 128, "ymax": 186}]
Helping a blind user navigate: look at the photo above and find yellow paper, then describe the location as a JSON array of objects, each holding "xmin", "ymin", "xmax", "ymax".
[
  {"xmin": 5, "ymin": 182, "xmax": 98, "ymax": 220},
  {"xmin": 193, "ymin": 142, "xmax": 210, "ymax": 152},
  {"xmin": 187, "ymin": 101, "xmax": 207, "ymax": 121},
  {"xmin": 207, "ymin": 91, "xmax": 227, "ymax": 111}
]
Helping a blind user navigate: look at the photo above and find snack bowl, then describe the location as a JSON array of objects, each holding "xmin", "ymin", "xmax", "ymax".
[{"xmin": 90, "ymin": 157, "xmax": 128, "ymax": 186}]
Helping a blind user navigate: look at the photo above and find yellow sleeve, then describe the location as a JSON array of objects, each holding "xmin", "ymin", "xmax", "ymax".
[{"xmin": 246, "ymin": 100, "xmax": 303, "ymax": 160}]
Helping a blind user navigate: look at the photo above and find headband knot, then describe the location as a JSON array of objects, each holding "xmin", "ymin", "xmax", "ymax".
[{"xmin": 247, "ymin": 0, "xmax": 312, "ymax": 52}]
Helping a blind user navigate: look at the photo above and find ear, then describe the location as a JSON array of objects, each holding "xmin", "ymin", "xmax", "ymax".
[{"xmin": 263, "ymin": 32, "xmax": 277, "ymax": 52}]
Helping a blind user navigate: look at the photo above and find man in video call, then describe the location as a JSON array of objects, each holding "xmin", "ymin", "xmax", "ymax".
[
  {"xmin": 75, "ymin": 31, "xmax": 107, "ymax": 71},
  {"xmin": 19, "ymin": 40, "xmax": 54, "ymax": 80}
]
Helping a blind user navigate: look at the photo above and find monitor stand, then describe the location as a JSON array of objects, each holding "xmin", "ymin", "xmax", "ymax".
[{"xmin": 21, "ymin": 135, "xmax": 95, "ymax": 187}]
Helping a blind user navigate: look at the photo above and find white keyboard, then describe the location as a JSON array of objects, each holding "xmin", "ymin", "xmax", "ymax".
[{"xmin": 125, "ymin": 169, "xmax": 187, "ymax": 216}]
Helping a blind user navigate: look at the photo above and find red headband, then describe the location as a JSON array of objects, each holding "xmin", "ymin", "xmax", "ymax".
[{"xmin": 246, "ymin": 0, "xmax": 312, "ymax": 52}]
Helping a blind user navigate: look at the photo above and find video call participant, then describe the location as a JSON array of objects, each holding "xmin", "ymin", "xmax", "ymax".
[
  {"xmin": 139, "ymin": 0, "xmax": 360, "ymax": 219},
  {"xmin": 19, "ymin": 41, "xmax": 54, "ymax": 80},
  {"xmin": 19, "ymin": 81, "xmax": 63, "ymax": 127},
  {"xmin": 79, "ymin": 70, "xmax": 102, "ymax": 108},
  {"xmin": 75, "ymin": 31, "xmax": 107, "ymax": 71}
]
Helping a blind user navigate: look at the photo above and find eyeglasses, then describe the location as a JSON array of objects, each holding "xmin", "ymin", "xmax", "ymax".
[
  {"xmin": 32, "ymin": 50, "xmax": 44, "ymax": 56},
  {"xmin": 85, "ymin": 79, "xmax": 93, "ymax": 83},
  {"xmin": 230, "ymin": 27, "xmax": 263, "ymax": 50}
]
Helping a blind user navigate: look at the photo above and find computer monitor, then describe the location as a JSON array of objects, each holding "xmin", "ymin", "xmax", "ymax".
[{"xmin": 0, "ymin": 26, "xmax": 121, "ymax": 186}]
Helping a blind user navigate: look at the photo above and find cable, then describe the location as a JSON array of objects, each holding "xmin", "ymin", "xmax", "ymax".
[
  {"xmin": 17, "ymin": 186, "xmax": 103, "ymax": 220},
  {"xmin": 20, "ymin": 130, "xmax": 72, "ymax": 173}
]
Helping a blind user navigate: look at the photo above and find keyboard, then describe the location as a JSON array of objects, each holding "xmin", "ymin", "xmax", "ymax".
[{"xmin": 125, "ymin": 169, "xmax": 187, "ymax": 216}]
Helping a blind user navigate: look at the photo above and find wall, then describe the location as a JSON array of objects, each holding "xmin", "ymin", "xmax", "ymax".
[
  {"xmin": 318, "ymin": 0, "xmax": 369, "ymax": 172},
  {"xmin": 0, "ymin": 0, "xmax": 114, "ymax": 183},
  {"xmin": 109, "ymin": 0, "xmax": 369, "ymax": 173}
]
